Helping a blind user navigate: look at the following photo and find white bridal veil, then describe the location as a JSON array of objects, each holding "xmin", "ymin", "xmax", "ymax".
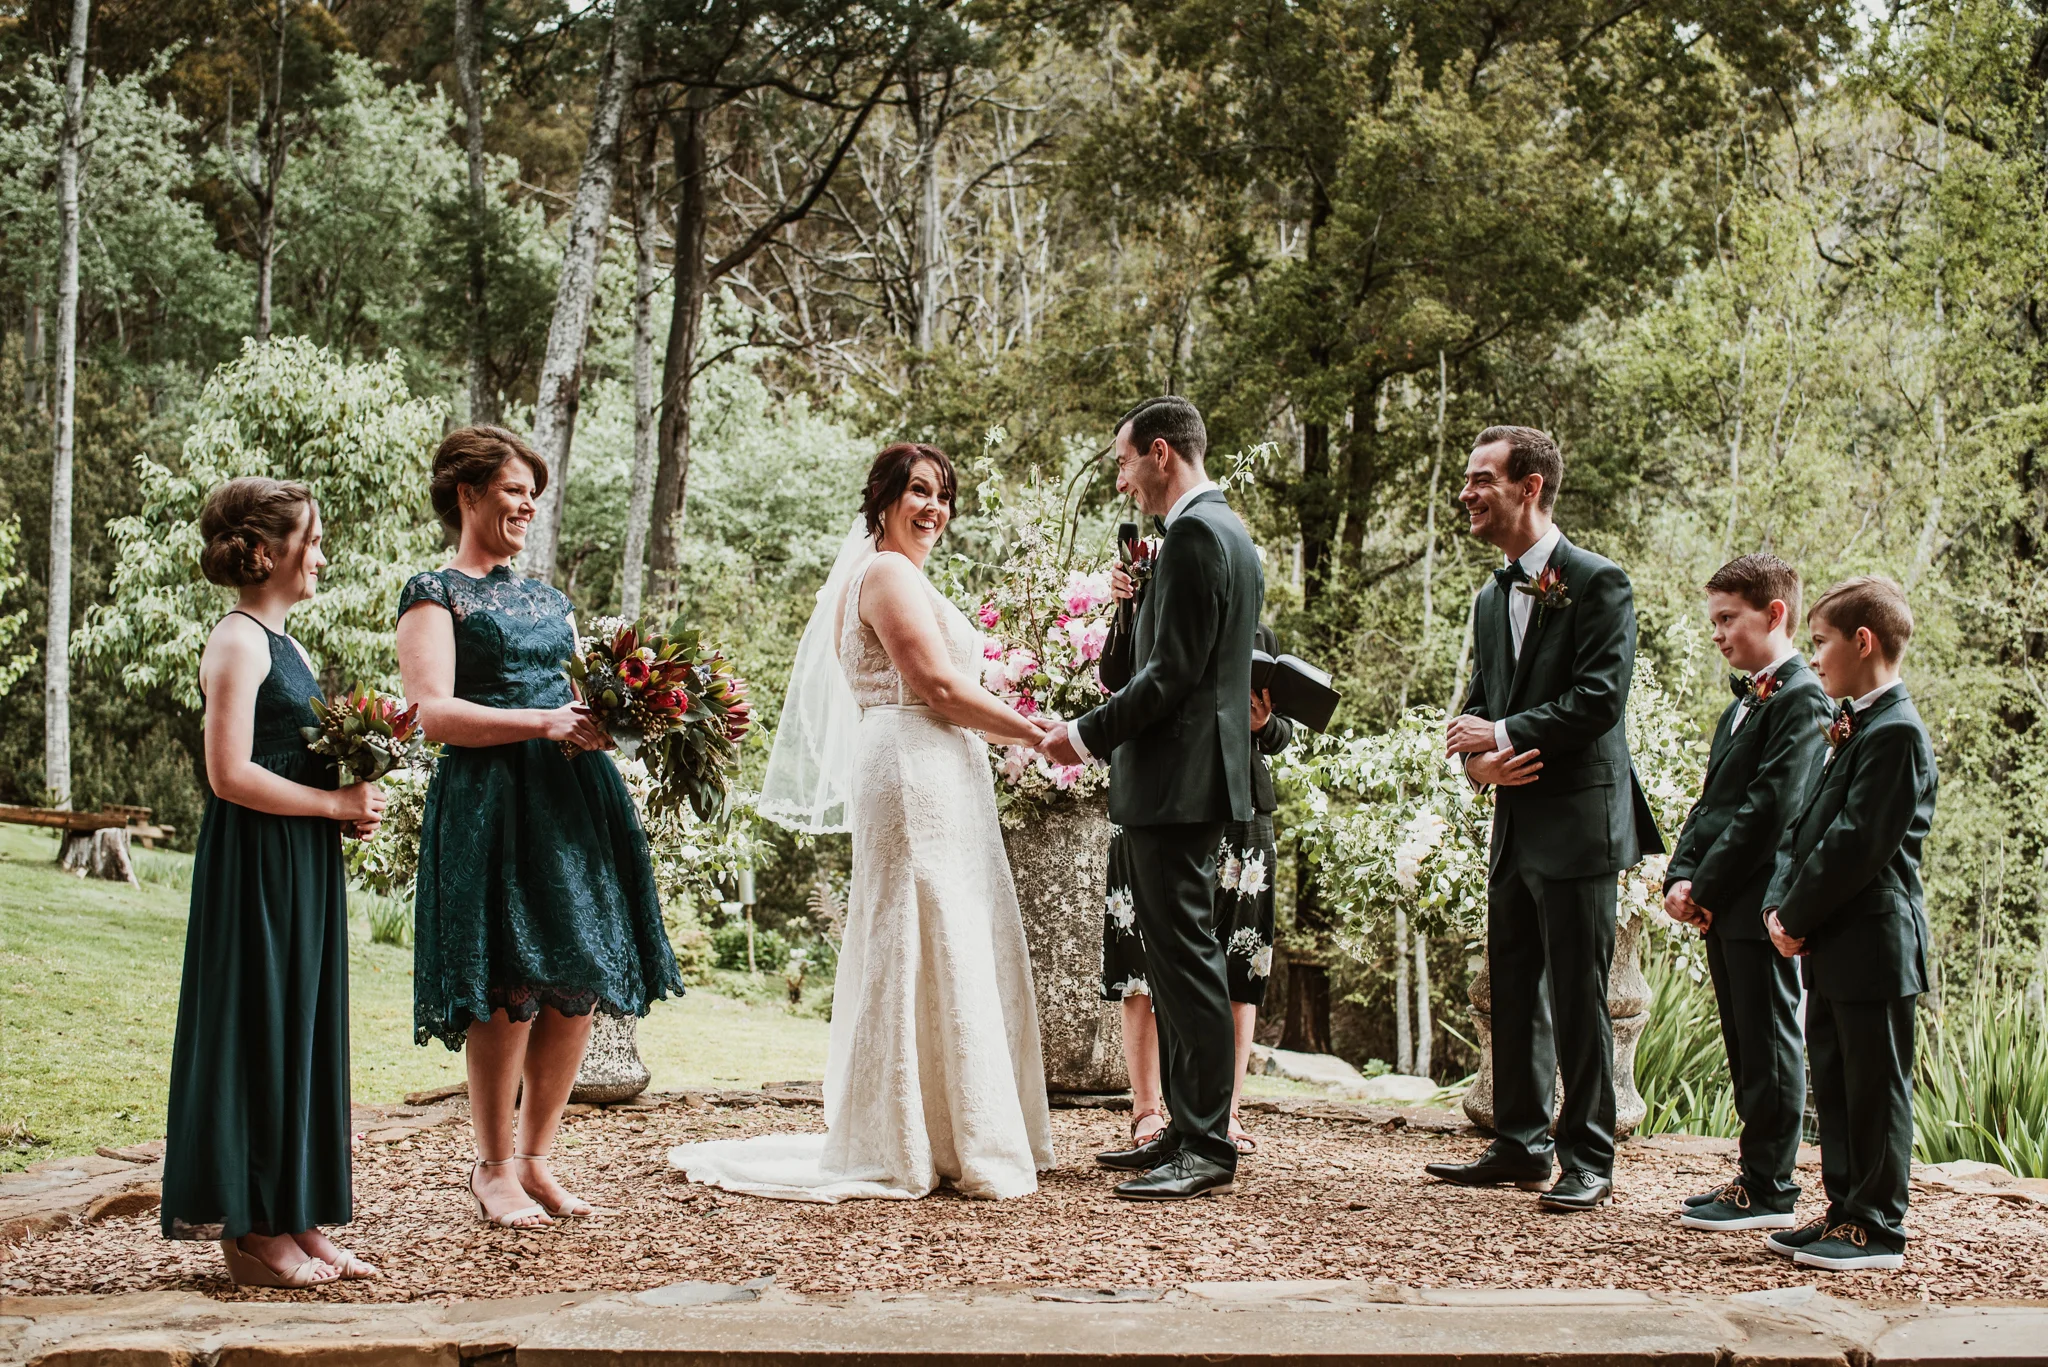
[{"xmin": 757, "ymin": 515, "xmax": 877, "ymax": 834}]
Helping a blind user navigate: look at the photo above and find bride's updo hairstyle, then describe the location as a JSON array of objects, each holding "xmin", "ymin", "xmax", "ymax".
[
  {"xmin": 198, "ymin": 477, "xmax": 316, "ymax": 587},
  {"xmin": 430, "ymin": 425, "xmax": 549, "ymax": 532},
  {"xmin": 861, "ymin": 442, "xmax": 956, "ymax": 540}
]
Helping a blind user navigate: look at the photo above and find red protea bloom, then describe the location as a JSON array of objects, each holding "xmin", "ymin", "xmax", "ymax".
[
  {"xmin": 619, "ymin": 656, "xmax": 652, "ymax": 688},
  {"xmin": 612, "ymin": 624, "xmax": 639, "ymax": 657},
  {"xmin": 725, "ymin": 699, "xmax": 752, "ymax": 742}
]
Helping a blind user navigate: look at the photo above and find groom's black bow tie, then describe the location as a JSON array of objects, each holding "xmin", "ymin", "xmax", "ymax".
[
  {"xmin": 1492, "ymin": 561, "xmax": 1529, "ymax": 595},
  {"xmin": 1152, "ymin": 515, "xmax": 1169, "ymax": 536}
]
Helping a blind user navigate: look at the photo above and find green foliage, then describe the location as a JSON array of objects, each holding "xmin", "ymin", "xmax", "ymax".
[
  {"xmin": 354, "ymin": 890, "xmax": 414, "ymax": 950},
  {"xmin": 0, "ymin": 517, "xmax": 36, "ymax": 699},
  {"xmin": 75, "ymin": 336, "xmax": 446, "ymax": 710},
  {"xmin": 712, "ymin": 918, "xmax": 791, "ymax": 974},
  {"xmin": 1633, "ymin": 948, "xmax": 1740, "ymax": 1139},
  {"xmin": 1914, "ymin": 994, "xmax": 2048, "ymax": 1179},
  {"xmin": 343, "ymin": 764, "xmax": 429, "ymax": 901}
]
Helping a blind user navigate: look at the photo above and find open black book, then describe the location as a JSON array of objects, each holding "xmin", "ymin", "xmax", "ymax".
[{"xmin": 1251, "ymin": 650, "xmax": 1341, "ymax": 732}]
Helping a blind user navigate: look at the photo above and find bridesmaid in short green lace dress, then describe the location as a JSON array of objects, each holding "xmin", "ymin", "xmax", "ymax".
[
  {"xmin": 397, "ymin": 426, "xmax": 681, "ymax": 1229},
  {"xmin": 162, "ymin": 478, "xmax": 388, "ymax": 1288}
]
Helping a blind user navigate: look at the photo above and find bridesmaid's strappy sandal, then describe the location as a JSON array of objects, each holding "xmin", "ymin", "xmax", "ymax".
[
  {"xmin": 1229, "ymin": 1111, "xmax": 1259, "ymax": 1155},
  {"xmin": 323, "ymin": 1247, "xmax": 383, "ymax": 1279},
  {"xmin": 471, "ymin": 1157, "xmax": 550, "ymax": 1228},
  {"xmin": 1130, "ymin": 1107, "xmax": 1169, "ymax": 1144},
  {"xmin": 219, "ymin": 1237, "xmax": 337, "ymax": 1288},
  {"xmin": 517, "ymin": 1151, "xmax": 594, "ymax": 1218}
]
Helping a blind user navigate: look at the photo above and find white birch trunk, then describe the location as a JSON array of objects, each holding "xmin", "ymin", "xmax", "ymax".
[
  {"xmin": 1393, "ymin": 903, "xmax": 1412, "ymax": 1075},
  {"xmin": 454, "ymin": 0, "xmax": 495, "ymax": 424},
  {"xmin": 44, "ymin": 0, "xmax": 91, "ymax": 810},
  {"xmin": 619, "ymin": 120, "xmax": 660, "ymax": 619},
  {"xmin": 523, "ymin": 1, "xmax": 641, "ymax": 583},
  {"xmin": 1413, "ymin": 931, "xmax": 1433, "ymax": 1079}
]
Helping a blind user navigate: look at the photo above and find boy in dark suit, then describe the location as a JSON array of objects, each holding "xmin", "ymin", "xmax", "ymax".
[
  {"xmin": 1663, "ymin": 555, "xmax": 1832, "ymax": 1231},
  {"xmin": 1762, "ymin": 575, "xmax": 1937, "ymax": 1272}
]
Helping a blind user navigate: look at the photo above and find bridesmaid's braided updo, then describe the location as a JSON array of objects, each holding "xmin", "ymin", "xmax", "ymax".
[{"xmin": 198, "ymin": 477, "xmax": 316, "ymax": 587}]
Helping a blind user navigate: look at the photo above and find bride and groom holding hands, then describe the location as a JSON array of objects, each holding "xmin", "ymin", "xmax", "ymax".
[{"xmin": 671, "ymin": 394, "xmax": 1261, "ymax": 1203}]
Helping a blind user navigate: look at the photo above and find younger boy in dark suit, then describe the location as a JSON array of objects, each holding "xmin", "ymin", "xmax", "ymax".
[
  {"xmin": 1663, "ymin": 554, "xmax": 1831, "ymax": 1231},
  {"xmin": 1762, "ymin": 575, "xmax": 1937, "ymax": 1272}
]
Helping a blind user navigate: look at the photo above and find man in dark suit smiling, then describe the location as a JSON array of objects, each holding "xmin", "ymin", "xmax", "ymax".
[{"xmin": 1424, "ymin": 425, "xmax": 1663, "ymax": 1213}]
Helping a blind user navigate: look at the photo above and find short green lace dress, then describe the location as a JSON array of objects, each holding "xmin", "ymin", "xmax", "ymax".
[
  {"xmin": 401, "ymin": 565, "xmax": 683, "ymax": 1050},
  {"xmin": 161, "ymin": 613, "xmax": 352, "ymax": 1241}
]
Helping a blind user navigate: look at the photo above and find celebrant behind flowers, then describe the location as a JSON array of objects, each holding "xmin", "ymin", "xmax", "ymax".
[
  {"xmin": 396, "ymin": 425, "xmax": 682, "ymax": 1230},
  {"xmin": 672, "ymin": 442, "xmax": 1055, "ymax": 1202},
  {"xmin": 162, "ymin": 478, "xmax": 386, "ymax": 1288}
]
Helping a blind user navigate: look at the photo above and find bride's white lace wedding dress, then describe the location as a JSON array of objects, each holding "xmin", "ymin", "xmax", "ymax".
[{"xmin": 668, "ymin": 551, "xmax": 1053, "ymax": 1201}]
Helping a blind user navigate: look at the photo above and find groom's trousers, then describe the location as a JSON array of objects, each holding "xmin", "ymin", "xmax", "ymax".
[
  {"xmin": 1124, "ymin": 821, "xmax": 1236, "ymax": 1170},
  {"xmin": 1487, "ymin": 854, "xmax": 1618, "ymax": 1180}
]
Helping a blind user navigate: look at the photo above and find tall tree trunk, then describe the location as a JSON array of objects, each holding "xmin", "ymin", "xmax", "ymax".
[
  {"xmin": 454, "ymin": 0, "xmax": 496, "ymax": 424},
  {"xmin": 1280, "ymin": 866, "xmax": 1333, "ymax": 1055},
  {"xmin": 1339, "ymin": 381, "xmax": 1380, "ymax": 574},
  {"xmin": 907, "ymin": 66, "xmax": 942, "ymax": 352},
  {"xmin": 522, "ymin": 0, "xmax": 642, "ymax": 584},
  {"xmin": 253, "ymin": 0, "xmax": 287, "ymax": 343},
  {"xmin": 1393, "ymin": 903, "xmax": 1412, "ymax": 1074},
  {"xmin": 45, "ymin": 0, "xmax": 90, "ymax": 810},
  {"xmin": 619, "ymin": 112, "xmax": 661, "ymax": 618},
  {"xmin": 1412, "ymin": 932, "xmax": 1433, "ymax": 1079},
  {"xmin": 647, "ymin": 97, "xmax": 709, "ymax": 596}
]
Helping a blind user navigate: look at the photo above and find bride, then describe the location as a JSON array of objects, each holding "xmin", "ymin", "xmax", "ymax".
[{"xmin": 669, "ymin": 442, "xmax": 1055, "ymax": 1201}]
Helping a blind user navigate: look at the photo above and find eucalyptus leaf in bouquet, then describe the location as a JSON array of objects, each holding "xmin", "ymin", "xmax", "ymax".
[{"xmin": 302, "ymin": 689, "xmax": 434, "ymax": 785}]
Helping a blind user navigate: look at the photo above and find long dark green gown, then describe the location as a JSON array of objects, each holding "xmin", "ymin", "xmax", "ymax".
[
  {"xmin": 161, "ymin": 613, "xmax": 352, "ymax": 1241},
  {"xmin": 401, "ymin": 566, "xmax": 682, "ymax": 1051}
]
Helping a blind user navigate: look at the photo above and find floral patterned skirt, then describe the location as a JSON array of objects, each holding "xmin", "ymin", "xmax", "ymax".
[{"xmin": 1098, "ymin": 814, "xmax": 1277, "ymax": 1008}]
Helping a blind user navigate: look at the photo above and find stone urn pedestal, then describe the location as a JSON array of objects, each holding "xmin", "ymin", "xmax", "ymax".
[
  {"xmin": 1001, "ymin": 792, "xmax": 1128, "ymax": 1093},
  {"xmin": 1462, "ymin": 910, "xmax": 1649, "ymax": 1139},
  {"xmin": 571, "ymin": 1013, "xmax": 652, "ymax": 1105}
]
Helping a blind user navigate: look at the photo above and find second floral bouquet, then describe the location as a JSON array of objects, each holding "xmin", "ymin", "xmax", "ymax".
[
  {"xmin": 302, "ymin": 689, "xmax": 433, "ymax": 785},
  {"xmin": 563, "ymin": 617, "xmax": 752, "ymax": 823}
]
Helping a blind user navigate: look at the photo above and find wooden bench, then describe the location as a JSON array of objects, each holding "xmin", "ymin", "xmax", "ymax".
[{"xmin": 0, "ymin": 804, "xmax": 176, "ymax": 880}]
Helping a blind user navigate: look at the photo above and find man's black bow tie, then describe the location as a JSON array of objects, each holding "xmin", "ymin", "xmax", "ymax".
[
  {"xmin": 1730, "ymin": 672, "xmax": 1754, "ymax": 700},
  {"xmin": 1152, "ymin": 515, "xmax": 1169, "ymax": 536},
  {"xmin": 1493, "ymin": 562, "xmax": 1530, "ymax": 594}
]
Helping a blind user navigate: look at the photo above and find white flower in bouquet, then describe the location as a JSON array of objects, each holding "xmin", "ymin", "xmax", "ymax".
[
  {"xmin": 1106, "ymin": 886, "xmax": 1137, "ymax": 930},
  {"xmin": 1219, "ymin": 850, "xmax": 1244, "ymax": 891},
  {"xmin": 1237, "ymin": 852, "xmax": 1269, "ymax": 898}
]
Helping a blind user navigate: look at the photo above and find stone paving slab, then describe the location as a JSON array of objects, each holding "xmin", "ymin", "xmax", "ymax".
[{"xmin": 6, "ymin": 1283, "xmax": 2047, "ymax": 1366}]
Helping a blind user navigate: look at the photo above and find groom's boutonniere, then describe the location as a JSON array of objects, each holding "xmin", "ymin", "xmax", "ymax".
[
  {"xmin": 1515, "ymin": 564, "xmax": 1572, "ymax": 615},
  {"xmin": 1124, "ymin": 535, "xmax": 1162, "ymax": 593}
]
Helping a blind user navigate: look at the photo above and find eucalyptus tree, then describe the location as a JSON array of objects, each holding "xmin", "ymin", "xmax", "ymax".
[{"xmin": 43, "ymin": 0, "xmax": 89, "ymax": 809}]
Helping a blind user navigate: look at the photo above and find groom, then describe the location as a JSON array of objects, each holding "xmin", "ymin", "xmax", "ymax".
[
  {"xmin": 1039, "ymin": 395, "xmax": 1262, "ymax": 1201},
  {"xmin": 1425, "ymin": 425, "xmax": 1662, "ymax": 1212}
]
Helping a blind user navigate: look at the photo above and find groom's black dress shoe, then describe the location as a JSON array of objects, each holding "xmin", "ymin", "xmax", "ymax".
[
  {"xmin": 1096, "ymin": 1130, "xmax": 1180, "ymax": 1173},
  {"xmin": 1538, "ymin": 1169, "xmax": 1614, "ymax": 1212},
  {"xmin": 1113, "ymin": 1151, "xmax": 1236, "ymax": 1201},
  {"xmin": 1423, "ymin": 1141, "xmax": 1554, "ymax": 1190}
]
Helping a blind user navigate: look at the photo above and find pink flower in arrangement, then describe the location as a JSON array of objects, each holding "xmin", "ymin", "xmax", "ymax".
[
  {"xmin": 978, "ymin": 603, "xmax": 1001, "ymax": 629},
  {"xmin": 982, "ymin": 657, "xmax": 1009, "ymax": 691},
  {"xmin": 1078, "ymin": 620, "xmax": 1109, "ymax": 662},
  {"xmin": 983, "ymin": 640, "xmax": 1003, "ymax": 661},
  {"xmin": 1063, "ymin": 570, "xmax": 1112, "ymax": 618},
  {"xmin": 1004, "ymin": 649, "xmax": 1040, "ymax": 685},
  {"xmin": 1013, "ymin": 694, "xmax": 1040, "ymax": 718},
  {"xmin": 1052, "ymin": 764, "xmax": 1084, "ymax": 790}
]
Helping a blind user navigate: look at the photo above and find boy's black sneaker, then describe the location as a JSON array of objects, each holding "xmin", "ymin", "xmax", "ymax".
[
  {"xmin": 1678, "ymin": 1181, "xmax": 1796, "ymax": 1231},
  {"xmin": 1763, "ymin": 1216, "xmax": 1831, "ymax": 1259},
  {"xmin": 1683, "ymin": 1179, "xmax": 1739, "ymax": 1208},
  {"xmin": 1792, "ymin": 1222, "xmax": 1904, "ymax": 1271}
]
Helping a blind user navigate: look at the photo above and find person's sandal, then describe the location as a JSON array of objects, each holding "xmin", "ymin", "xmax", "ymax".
[
  {"xmin": 1229, "ymin": 1111, "xmax": 1258, "ymax": 1155},
  {"xmin": 218, "ymin": 1236, "xmax": 337, "ymax": 1288},
  {"xmin": 323, "ymin": 1247, "xmax": 383, "ymax": 1279},
  {"xmin": 1130, "ymin": 1107, "xmax": 1169, "ymax": 1145},
  {"xmin": 517, "ymin": 1151, "xmax": 594, "ymax": 1218},
  {"xmin": 471, "ymin": 1157, "xmax": 551, "ymax": 1228}
]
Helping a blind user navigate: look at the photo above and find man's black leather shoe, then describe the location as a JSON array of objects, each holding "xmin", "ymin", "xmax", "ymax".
[
  {"xmin": 1538, "ymin": 1169, "xmax": 1614, "ymax": 1212},
  {"xmin": 1113, "ymin": 1150, "xmax": 1236, "ymax": 1201},
  {"xmin": 1095, "ymin": 1130, "xmax": 1180, "ymax": 1173},
  {"xmin": 1423, "ymin": 1142, "xmax": 1554, "ymax": 1190}
]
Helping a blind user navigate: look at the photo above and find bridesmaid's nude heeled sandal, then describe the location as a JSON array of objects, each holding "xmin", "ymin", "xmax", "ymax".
[
  {"xmin": 323, "ymin": 1247, "xmax": 383, "ymax": 1279},
  {"xmin": 517, "ymin": 1151, "xmax": 593, "ymax": 1218},
  {"xmin": 218, "ymin": 1236, "xmax": 336, "ymax": 1288},
  {"xmin": 471, "ymin": 1157, "xmax": 550, "ymax": 1228}
]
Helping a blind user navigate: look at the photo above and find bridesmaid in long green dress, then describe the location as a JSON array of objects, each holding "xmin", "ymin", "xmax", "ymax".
[
  {"xmin": 161, "ymin": 477, "xmax": 389, "ymax": 1288},
  {"xmin": 397, "ymin": 426, "xmax": 683, "ymax": 1229}
]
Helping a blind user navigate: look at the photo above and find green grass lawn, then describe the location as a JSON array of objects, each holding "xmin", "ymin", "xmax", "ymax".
[{"xmin": 0, "ymin": 825, "xmax": 831, "ymax": 1171}]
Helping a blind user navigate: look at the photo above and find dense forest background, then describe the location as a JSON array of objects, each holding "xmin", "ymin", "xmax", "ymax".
[{"xmin": 2, "ymin": 0, "xmax": 2043, "ymax": 1074}]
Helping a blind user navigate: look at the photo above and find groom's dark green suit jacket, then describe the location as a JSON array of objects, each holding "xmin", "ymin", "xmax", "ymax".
[
  {"xmin": 1764, "ymin": 686, "xmax": 1936, "ymax": 1001},
  {"xmin": 1077, "ymin": 490, "xmax": 1262, "ymax": 828},
  {"xmin": 1462, "ymin": 533, "xmax": 1663, "ymax": 879},
  {"xmin": 1663, "ymin": 657, "xmax": 1832, "ymax": 939}
]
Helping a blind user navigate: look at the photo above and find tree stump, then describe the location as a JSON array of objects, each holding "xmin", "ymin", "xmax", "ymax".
[
  {"xmin": 1001, "ymin": 792, "xmax": 1127, "ymax": 1093},
  {"xmin": 1462, "ymin": 909, "xmax": 1649, "ymax": 1139},
  {"xmin": 571, "ymin": 1012, "xmax": 651, "ymax": 1104},
  {"xmin": 57, "ymin": 827, "xmax": 136, "ymax": 885}
]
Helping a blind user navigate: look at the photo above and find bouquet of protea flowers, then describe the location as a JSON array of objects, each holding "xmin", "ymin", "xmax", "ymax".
[
  {"xmin": 564, "ymin": 617, "xmax": 752, "ymax": 822},
  {"xmin": 301, "ymin": 689, "xmax": 432, "ymax": 784}
]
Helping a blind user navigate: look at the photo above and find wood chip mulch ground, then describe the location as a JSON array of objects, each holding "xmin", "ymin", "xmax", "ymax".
[{"xmin": 7, "ymin": 1094, "xmax": 2046, "ymax": 1306}]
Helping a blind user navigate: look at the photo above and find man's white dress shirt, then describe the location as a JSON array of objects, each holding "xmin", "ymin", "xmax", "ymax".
[{"xmin": 1490, "ymin": 524, "xmax": 1564, "ymax": 754}]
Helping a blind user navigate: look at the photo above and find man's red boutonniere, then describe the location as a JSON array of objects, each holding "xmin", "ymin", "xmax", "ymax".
[
  {"xmin": 1516, "ymin": 565, "xmax": 1572, "ymax": 614},
  {"xmin": 1822, "ymin": 700, "xmax": 1855, "ymax": 752},
  {"xmin": 1746, "ymin": 671, "xmax": 1783, "ymax": 705}
]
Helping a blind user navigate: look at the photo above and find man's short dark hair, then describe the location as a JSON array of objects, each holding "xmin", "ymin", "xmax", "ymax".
[
  {"xmin": 1118, "ymin": 395, "xmax": 1208, "ymax": 467},
  {"xmin": 1474, "ymin": 424, "xmax": 1562, "ymax": 510},
  {"xmin": 1706, "ymin": 553, "xmax": 1802, "ymax": 623}
]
